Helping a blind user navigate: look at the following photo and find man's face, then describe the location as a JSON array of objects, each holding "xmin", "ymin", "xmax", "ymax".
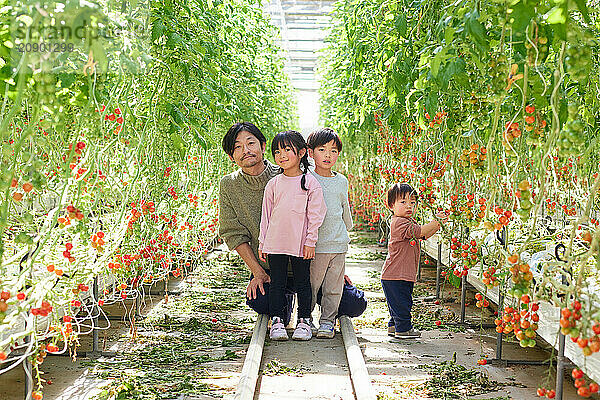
[{"xmin": 230, "ymin": 131, "xmax": 265, "ymax": 168}]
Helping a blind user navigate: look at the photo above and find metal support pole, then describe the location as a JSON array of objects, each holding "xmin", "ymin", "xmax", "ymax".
[
  {"xmin": 494, "ymin": 227, "xmax": 508, "ymax": 362},
  {"xmin": 435, "ymin": 242, "xmax": 442, "ymax": 299},
  {"xmin": 460, "ymin": 274, "xmax": 467, "ymax": 324},
  {"xmin": 24, "ymin": 334, "xmax": 33, "ymax": 400},
  {"xmin": 555, "ymin": 272, "xmax": 569, "ymax": 400},
  {"xmin": 85, "ymin": 276, "xmax": 116, "ymax": 358},
  {"xmin": 92, "ymin": 276, "xmax": 99, "ymax": 353},
  {"xmin": 555, "ymin": 330, "xmax": 566, "ymax": 400},
  {"xmin": 495, "ymin": 292, "xmax": 504, "ymax": 361}
]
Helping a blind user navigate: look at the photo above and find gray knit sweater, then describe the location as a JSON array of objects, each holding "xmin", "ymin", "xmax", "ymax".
[
  {"xmin": 218, "ymin": 160, "xmax": 280, "ymax": 270},
  {"xmin": 310, "ymin": 170, "xmax": 353, "ymax": 253}
]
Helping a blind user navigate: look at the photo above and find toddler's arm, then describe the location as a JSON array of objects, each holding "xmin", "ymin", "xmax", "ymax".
[{"xmin": 420, "ymin": 211, "xmax": 449, "ymax": 239}]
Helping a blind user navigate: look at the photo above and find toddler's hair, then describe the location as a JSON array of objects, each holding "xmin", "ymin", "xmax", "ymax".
[
  {"xmin": 222, "ymin": 122, "xmax": 266, "ymax": 157},
  {"xmin": 307, "ymin": 127, "xmax": 343, "ymax": 151},
  {"xmin": 271, "ymin": 130, "xmax": 310, "ymax": 191},
  {"xmin": 387, "ymin": 183, "xmax": 419, "ymax": 208}
]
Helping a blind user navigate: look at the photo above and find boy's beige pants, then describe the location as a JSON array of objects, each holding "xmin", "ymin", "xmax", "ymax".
[{"xmin": 310, "ymin": 253, "xmax": 346, "ymax": 325}]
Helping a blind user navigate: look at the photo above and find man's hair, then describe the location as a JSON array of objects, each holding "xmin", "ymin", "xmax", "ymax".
[
  {"xmin": 222, "ymin": 122, "xmax": 266, "ymax": 157},
  {"xmin": 387, "ymin": 183, "xmax": 419, "ymax": 208},
  {"xmin": 307, "ymin": 127, "xmax": 342, "ymax": 151}
]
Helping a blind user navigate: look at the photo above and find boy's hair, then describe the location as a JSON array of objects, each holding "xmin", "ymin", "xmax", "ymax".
[
  {"xmin": 387, "ymin": 183, "xmax": 419, "ymax": 208},
  {"xmin": 271, "ymin": 130, "xmax": 310, "ymax": 191},
  {"xmin": 222, "ymin": 122, "xmax": 266, "ymax": 157},
  {"xmin": 307, "ymin": 127, "xmax": 342, "ymax": 151}
]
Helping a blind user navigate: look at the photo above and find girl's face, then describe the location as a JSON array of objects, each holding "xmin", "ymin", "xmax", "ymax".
[
  {"xmin": 273, "ymin": 143, "xmax": 306, "ymax": 172},
  {"xmin": 390, "ymin": 193, "xmax": 417, "ymax": 218}
]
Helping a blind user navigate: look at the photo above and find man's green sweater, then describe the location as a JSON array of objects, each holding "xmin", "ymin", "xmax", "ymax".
[{"xmin": 218, "ymin": 160, "xmax": 280, "ymax": 270}]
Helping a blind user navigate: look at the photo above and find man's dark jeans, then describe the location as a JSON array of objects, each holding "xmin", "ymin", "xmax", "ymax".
[{"xmin": 247, "ymin": 274, "xmax": 367, "ymax": 324}]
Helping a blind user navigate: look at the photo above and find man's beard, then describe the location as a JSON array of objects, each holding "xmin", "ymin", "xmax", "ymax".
[{"xmin": 241, "ymin": 154, "xmax": 262, "ymax": 168}]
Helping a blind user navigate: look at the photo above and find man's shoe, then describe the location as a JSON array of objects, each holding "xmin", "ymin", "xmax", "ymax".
[
  {"xmin": 394, "ymin": 328, "xmax": 421, "ymax": 339},
  {"xmin": 292, "ymin": 318, "xmax": 312, "ymax": 341},
  {"xmin": 317, "ymin": 322, "xmax": 335, "ymax": 339},
  {"xmin": 387, "ymin": 326, "xmax": 395, "ymax": 337},
  {"xmin": 270, "ymin": 317, "xmax": 288, "ymax": 341}
]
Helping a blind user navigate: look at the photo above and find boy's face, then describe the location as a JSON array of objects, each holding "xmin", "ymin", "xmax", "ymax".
[
  {"xmin": 391, "ymin": 193, "xmax": 417, "ymax": 218},
  {"xmin": 308, "ymin": 140, "xmax": 340, "ymax": 172}
]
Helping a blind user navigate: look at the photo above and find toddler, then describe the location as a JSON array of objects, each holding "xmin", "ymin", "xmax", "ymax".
[{"xmin": 382, "ymin": 183, "xmax": 448, "ymax": 338}]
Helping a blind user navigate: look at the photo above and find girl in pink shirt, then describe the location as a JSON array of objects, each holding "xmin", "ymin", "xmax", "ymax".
[{"xmin": 259, "ymin": 131, "xmax": 327, "ymax": 341}]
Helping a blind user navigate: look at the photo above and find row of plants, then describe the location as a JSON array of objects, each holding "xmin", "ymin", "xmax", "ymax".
[
  {"xmin": 321, "ymin": 0, "xmax": 599, "ymax": 397},
  {"xmin": 0, "ymin": 0, "xmax": 295, "ymax": 398}
]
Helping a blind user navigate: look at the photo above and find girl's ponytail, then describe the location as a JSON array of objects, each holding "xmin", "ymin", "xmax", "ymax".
[{"xmin": 300, "ymin": 152, "xmax": 309, "ymax": 191}]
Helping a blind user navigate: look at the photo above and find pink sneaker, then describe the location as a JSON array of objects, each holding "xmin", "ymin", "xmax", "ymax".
[
  {"xmin": 292, "ymin": 318, "xmax": 312, "ymax": 341},
  {"xmin": 270, "ymin": 317, "xmax": 288, "ymax": 341}
]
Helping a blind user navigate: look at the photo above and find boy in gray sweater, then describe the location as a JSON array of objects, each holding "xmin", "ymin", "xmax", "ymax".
[{"xmin": 307, "ymin": 128, "xmax": 353, "ymax": 338}]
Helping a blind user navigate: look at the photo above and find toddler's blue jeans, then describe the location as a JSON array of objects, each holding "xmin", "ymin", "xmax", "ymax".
[{"xmin": 381, "ymin": 279, "xmax": 414, "ymax": 332}]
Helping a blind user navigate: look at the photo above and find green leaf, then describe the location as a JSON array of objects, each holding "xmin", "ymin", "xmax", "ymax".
[
  {"xmin": 509, "ymin": 1, "xmax": 535, "ymax": 32},
  {"xmin": 545, "ymin": 6, "xmax": 566, "ymax": 24},
  {"xmin": 170, "ymin": 105, "xmax": 185, "ymax": 126},
  {"xmin": 90, "ymin": 41, "xmax": 108, "ymax": 73},
  {"xmin": 170, "ymin": 130, "xmax": 186, "ymax": 158},
  {"xmin": 464, "ymin": 9, "xmax": 489, "ymax": 51},
  {"xmin": 151, "ymin": 20, "xmax": 165, "ymax": 42},
  {"xmin": 430, "ymin": 46, "xmax": 449, "ymax": 77},
  {"xmin": 191, "ymin": 130, "xmax": 208, "ymax": 150},
  {"xmin": 58, "ymin": 73, "xmax": 76, "ymax": 88},
  {"xmin": 444, "ymin": 26, "xmax": 455, "ymax": 43},
  {"xmin": 394, "ymin": 12, "xmax": 407, "ymax": 37},
  {"xmin": 448, "ymin": 271, "xmax": 461, "ymax": 288},
  {"xmin": 166, "ymin": 32, "xmax": 183, "ymax": 49},
  {"xmin": 424, "ymin": 91, "xmax": 438, "ymax": 117}
]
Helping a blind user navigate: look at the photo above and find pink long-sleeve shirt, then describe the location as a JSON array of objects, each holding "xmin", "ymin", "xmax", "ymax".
[{"xmin": 259, "ymin": 173, "xmax": 327, "ymax": 258}]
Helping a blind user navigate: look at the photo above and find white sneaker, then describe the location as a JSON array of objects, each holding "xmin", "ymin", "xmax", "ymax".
[
  {"xmin": 317, "ymin": 321, "xmax": 335, "ymax": 339},
  {"xmin": 292, "ymin": 318, "xmax": 312, "ymax": 341},
  {"xmin": 270, "ymin": 317, "xmax": 288, "ymax": 341}
]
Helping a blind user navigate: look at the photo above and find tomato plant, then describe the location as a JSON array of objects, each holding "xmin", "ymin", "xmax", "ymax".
[
  {"xmin": 322, "ymin": 0, "xmax": 600, "ymax": 395},
  {"xmin": 0, "ymin": 0, "xmax": 295, "ymax": 396}
]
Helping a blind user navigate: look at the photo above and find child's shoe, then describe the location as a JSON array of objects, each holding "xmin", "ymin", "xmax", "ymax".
[
  {"xmin": 270, "ymin": 317, "xmax": 288, "ymax": 341},
  {"xmin": 292, "ymin": 318, "xmax": 312, "ymax": 341},
  {"xmin": 394, "ymin": 328, "xmax": 421, "ymax": 339},
  {"xmin": 317, "ymin": 321, "xmax": 335, "ymax": 339},
  {"xmin": 387, "ymin": 326, "xmax": 395, "ymax": 337}
]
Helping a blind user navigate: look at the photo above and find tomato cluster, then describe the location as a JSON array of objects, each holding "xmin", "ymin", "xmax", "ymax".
[
  {"xmin": 506, "ymin": 254, "xmax": 533, "ymax": 297},
  {"xmin": 560, "ymin": 300, "xmax": 600, "ymax": 357},
  {"xmin": 570, "ymin": 368, "xmax": 599, "ymax": 398},
  {"xmin": 502, "ymin": 122, "xmax": 522, "ymax": 154},
  {"xmin": 524, "ymin": 105, "xmax": 548, "ymax": 146},
  {"xmin": 449, "ymin": 237, "xmax": 479, "ymax": 277},
  {"xmin": 474, "ymin": 292, "xmax": 489, "ymax": 309},
  {"xmin": 458, "ymin": 144, "xmax": 487, "ymax": 175},
  {"xmin": 494, "ymin": 296, "xmax": 540, "ymax": 348},
  {"xmin": 450, "ymin": 193, "xmax": 486, "ymax": 228}
]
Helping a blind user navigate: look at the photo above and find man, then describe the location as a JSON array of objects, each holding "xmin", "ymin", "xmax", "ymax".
[{"xmin": 218, "ymin": 122, "xmax": 366, "ymax": 325}]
